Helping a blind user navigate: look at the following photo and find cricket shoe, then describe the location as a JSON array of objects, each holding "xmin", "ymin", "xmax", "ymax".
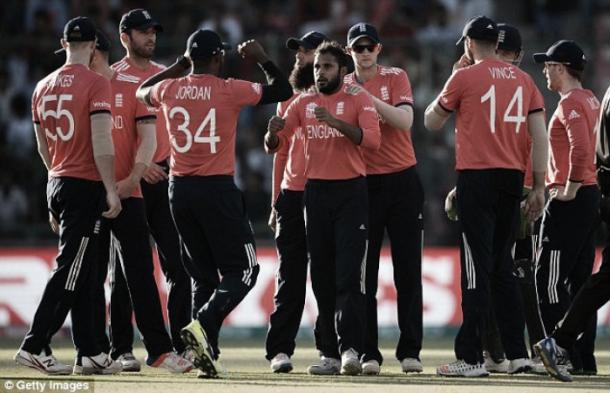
[
  {"xmin": 437, "ymin": 360, "xmax": 489, "ymax": 377},
  {"xmin": 340, "ymin": 348, "xmax": 361, "ymax": 375},
  {"xmin": 116, "ymin": 352, "xmax": 141, "ymax": 372},
  {"xmin": 270, "ymin": 353, "xmax": 293, "ymax": 373},
  {"xmin": 307, "ymin": 356, "xmax": 341, "ymax": 375},
  {"xmin": 147, "ymin": 352, "xmax": 193, "ymax": 373},
  {"xmin": 14, "ymin": 349, "xmax": 72, "ymax": 375},
  {"xmin": 483, "ymin": 351, "xmax": 508, "ymax": 373},
  {"xmin": 74, "ymin": 353, "xmax": 122, "ymax": 375},
  {"xmin": 361, "ymin": 359, "xmax": 380, "ymax": 375},
  {"xmin": 528, "ymin": 356, "xmax": 548, "ymax": 375},
  {"xmin": 534, "ymin": 338, "xmax": 572, "ymax": 382},
  {"xmin": 507, "ymin": 358, "xmax": 532, "ymax": 374},
  {"xmin": 181, "ymin": 320, "xmax": 220, "ymax": 378},
  {"xmin": 401, "ymin": 358, "xmax": 424, "ymax": 373}
]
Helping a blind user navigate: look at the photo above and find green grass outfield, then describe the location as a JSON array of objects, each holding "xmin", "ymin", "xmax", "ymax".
[{"xmin": 1, "ymin": 338, "xmax": 609, "ymax": 393}]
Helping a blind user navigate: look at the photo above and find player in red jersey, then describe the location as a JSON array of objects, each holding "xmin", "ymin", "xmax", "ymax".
[
  {"xmin": 15, "ymin": 17, "xmax": 122, "ymax": 375},
  {"xmin": 424, "ymin": 15, "xmax": 548, "ymax": 377},
  {"xmin": 265, "ymin": 41, "xmax": 381, "ymax": 376},
  {"xmin": 89, "ymin": 31, "xmax": 193, "ymax": 374},
  {"xmin": 343, "ymin": 22, "xmax": 423, "ymax": 376},
  {"xmin": 137, "ymin": 29, "xmax": 291, "ymax": 377},
  {"xmin": 531, "ymin": 40, "xmax": 601, "ymax": 381},
  {"xmin": 535, "ymin": 82, "xmax": 610, "ymax": 382},
  {"xmin": 444, "ymin": 23, "xmax": 547, "ymax": 374},
  {"xmin": 265, "ymin": 31, "xmax": 329, "ymax": 374},
  {"xmin": 108, "ymin": 9, "xmax": 192, "ymax": 370}
]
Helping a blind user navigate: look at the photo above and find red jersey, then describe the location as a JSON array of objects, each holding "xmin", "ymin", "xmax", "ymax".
[
  {"xmin": 345, "ymin": 65, "xmax": 417, "ymax": 174},
  {"xmin": 272, "ymin": 92, "xmax": 307, "ymax": 205},
  {"xmin": 547, "ymin": 89, "xmax": 600, "ymax": 187},
  {"xmin": 273, "ymin": 88, "xmax": 381, "ymax": 180},
  {"xmin": 110, "ymin": 72, "xmax": 157, "ymax": 198},
  {"xmin": 149, "ymin": 74, "xmax": 262, "ymax": 176},
  {"xmin": 112, "ymin": 57, "xmax": 170, "ymax": 163},
  {"xmin": 32, "ymin": 63, "xmax": 112, "ymax": 181},
  {"xmin": 438, "ymin": 58, "xmax": 545, "ymax": 171}
]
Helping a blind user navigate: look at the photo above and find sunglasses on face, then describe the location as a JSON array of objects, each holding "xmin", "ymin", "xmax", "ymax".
[{"xmin": 351, "ymin": 44, "xmax": 377, "ymax": 53}]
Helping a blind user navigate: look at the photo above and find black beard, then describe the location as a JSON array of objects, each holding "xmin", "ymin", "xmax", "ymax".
[
  {"xmin": 318, "ymin": 74, "xmax": 341, "ymax": 94},
  {"xmin": 131, "ymin": 42, "xmax": 154, "ymax": 59},
  {"xmin": 289, "ymin": 62, "xmax": 314, "ymax": 91}
]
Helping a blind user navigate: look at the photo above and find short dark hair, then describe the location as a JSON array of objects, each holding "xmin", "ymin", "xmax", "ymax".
[
  {"xmin": 566, "ymin": 66, "xmax": 583, "ymax": 82},
  {"xmin": 471, "ymin": 37, "xmax": 497, "ymax": 50},
  {"xmin": 315, "ymin": 41, "xmax": 349, "ymax": 69}
]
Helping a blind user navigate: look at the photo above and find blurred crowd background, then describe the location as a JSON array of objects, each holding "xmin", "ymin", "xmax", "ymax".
[{"xmin": 0, "ymin": 0, "xmax": 609, "ymax": 245}]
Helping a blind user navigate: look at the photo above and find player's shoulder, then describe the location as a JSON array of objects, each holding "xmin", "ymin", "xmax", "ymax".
[
  {"xmin": 378, "ymin": 65, "xmax": 407, "ymax": 78},
  {"xmin": 111, "ymin": 58, "xmax": 130, "ymax": 72},
  {"xmin": 344, "ymin": 72, "xmax": 356, "ymax": 84},
  {"xmin": 150, "ymin": 60, "xmax": 166, "ymax": 71},
  {"xmin": 114, "ymin": 72, "xmax": 142, "ymax": 85}
]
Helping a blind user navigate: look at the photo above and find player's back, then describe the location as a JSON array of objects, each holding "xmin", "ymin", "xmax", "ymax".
[
  {"xmin": 151, "ymin": 73, "xmax": 262, "ymax": 177},
  {"xmin": 445, "ymin": 58, "xmax": 543, "ymax": 171},
  {"xmin": 32, "ymin": 63, "xmax": 112, "ymax": 181}
]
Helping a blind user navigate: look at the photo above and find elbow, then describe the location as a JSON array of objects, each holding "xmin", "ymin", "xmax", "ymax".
[{"xmin": 424, "ymin": 115, "xmax": 440, "ymax": 131}]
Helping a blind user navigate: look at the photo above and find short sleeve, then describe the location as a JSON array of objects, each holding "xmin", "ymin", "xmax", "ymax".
[
  {"xmin": 229, "ymin": 78, "xmax": 263, "ymax": 107},
  {"xmin": 391, "ymin": 70, "xmax": 414, "ymax": 107},
  {"xmin": 356, "ymin": 92, "xmax": 381, "ymax": 150},
  {"xmin": 437, "ymin": 70, "xmax": 465, "ymax": 112},
  {"xmin": 135, "ymin": 97, "xmax": 157, "ymax": 121},
  {"xmin": 89, "ymin": 76, "xmax": 112, "ymax": 115},
  {"xmin": 149, "ymin": 79, "xmax": 172, "ymax": 108},
  {"xmin": 528, "ymin": 77, "xmax": 545, "ymax": 114},
  {"xmin": 31, "ymin": 88, "xmax": 40, "ymax": 124}
]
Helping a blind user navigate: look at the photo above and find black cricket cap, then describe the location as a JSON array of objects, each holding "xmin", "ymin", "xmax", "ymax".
[
  {"xmin": 533, "ymin": 40, "xmax": 587, "ymax": 71},
  {"xmin": 497, "ymin": 23, "xmax": 521, "ymax": 53},
  {"xmin": 54, "ymin": 17, "xmax": 98, "ymax": 55},
  {"xmin": 63, "ymin": 16, "xmax": 97, "ymax": 42},
  {"xmin": 95, "ymin": 29, "xmax": 111, "ymax": 52},
  {"xmin": 286, "ymin": 31, "xmax": 328, "ymax": 51},
  {"xmin": 119, "ymin": 9, "xmax": 163, "ymax": 33},
  {"xmin": 184, "ymin": 29, "xmax": 231, "ymax": 60},
  {"xmin": 456, "ymin": 15, "xmax": 498, "ymax": 46},
  {"xmin": 347, "ymin": 23, "xmax": 380, "ymax": 47}
]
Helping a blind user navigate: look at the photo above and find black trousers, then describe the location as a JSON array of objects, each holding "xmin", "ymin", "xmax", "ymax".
[
  {"xmin": 265, "ymin": 190, "xmax": 308, "ymax": 360},
  {"xmin": 169, "ymin": 175, "xmax": 259, "ymax": 357},
  {"xmin": 534, "ymin": 185, "xmax": 600, "ymax": 368},
  {"xmin": 21, "ymin": 177, "xmax": 104, "ymax": 357},
  {"xmin": 455, "ymin": 169, "xmax": 528, "ymax": 364},
  {"xmin": 108, "ymin": 160, "xmax": 191, "ymax": 355},
  {"xmin": 306, "ymin": 177, "xmax": 368, "ymax": 358},
  {"xmin": 554, "ymin": 194, "xmax": 610, "ymax": 358},
  {"xmin": 94, "ymin": 197, "xmax": 173, "ymax": 358},
  {"xmin": 484, "ymin": 223, "xmax": 542, "ymax": 360},
  {"xmin": 362, "ymin": 166, "xmax": 424, "ymax": 364}
]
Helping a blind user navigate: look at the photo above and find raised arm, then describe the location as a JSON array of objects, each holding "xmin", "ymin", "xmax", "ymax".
[{"xmin": 237, "ymin": 40, "xmax": 292, "ymax": 105}]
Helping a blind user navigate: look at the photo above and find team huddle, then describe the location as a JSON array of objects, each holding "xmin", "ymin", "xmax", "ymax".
[{"xmin": 12, "ymin": 8, "xmax": 610, "ymax": 383}]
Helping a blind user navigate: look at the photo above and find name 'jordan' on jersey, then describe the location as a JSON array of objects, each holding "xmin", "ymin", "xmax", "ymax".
[
  {"xmin": 438, "ymin": 58, "xmax": 544, "ymax": 171},
  {"xmin": 149, "ymin": 74, "xmax": 262, "ymax": 176},
  {"xmin": 111, "ymin": 72, "xmax": 157, "ymax": 198},
  {"xmin": 32, "ymin": 63, "xmax": 112, "ymax": 181}
]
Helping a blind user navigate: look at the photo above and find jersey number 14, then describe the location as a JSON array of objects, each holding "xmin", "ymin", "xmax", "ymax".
[{"xmin": 480, "ymin": 85, "xmax": 526, "ymax": 134}]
